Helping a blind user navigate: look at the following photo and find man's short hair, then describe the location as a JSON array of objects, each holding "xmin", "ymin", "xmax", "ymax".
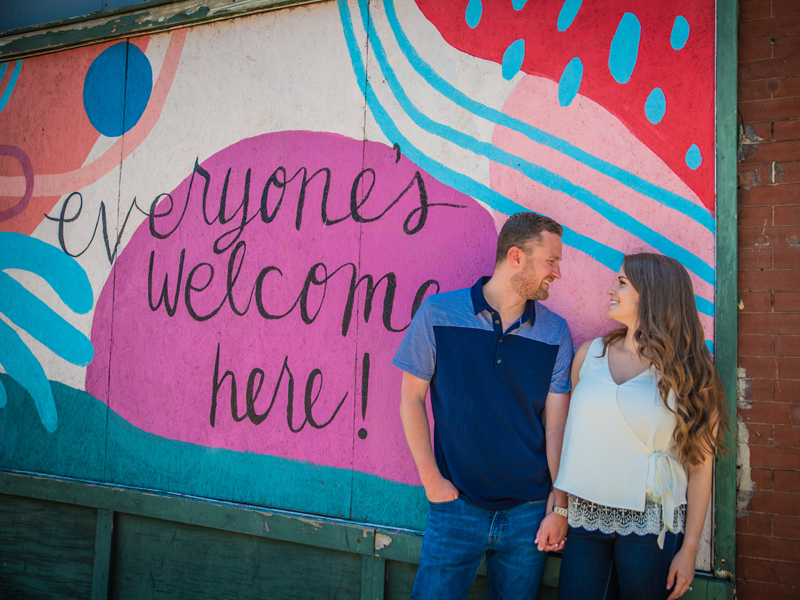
[{"xmin": 495, "ymin": 212, "xmax": 563, "ymax": 265}]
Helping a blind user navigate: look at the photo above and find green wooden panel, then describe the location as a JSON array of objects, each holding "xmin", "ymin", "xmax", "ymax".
[
  {"xmin": 0, "ymin": 493, "xmax": 96, "ymax": 599},
  {"xmin": 111, "ymin": 513, "xmax": 363, "ymax": 600},
  {"xmin": 92, "ymin": 509, "xmax": 115, "ymax": 600},
  {"xmin": 713, "ymin": 0, "xmax": 739, "ymax": 583},
  {"xmin": 360, "ymin": 555, "xmax": 386, "ymax": 600}
]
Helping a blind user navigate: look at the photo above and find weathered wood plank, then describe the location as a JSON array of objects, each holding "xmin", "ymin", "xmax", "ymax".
[
  {"xmin": 0, "ymin": 493, "xmax": 96, "ymax": 599},
  {"xmin": 360, "ymin": 555, "xmax": 386, "ymax": 600},
  {"xmin": 92, "ymin": 509, "xmax": 114, "ymax": 600},
  {"xmin": 111, "ymin": 512, "xmax": 362, "ymax": 600}
]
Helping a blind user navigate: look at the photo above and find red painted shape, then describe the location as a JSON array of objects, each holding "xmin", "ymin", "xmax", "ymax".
[{"xmin": 415, "ymin": 0, "xmax": 715, "ymax": 212}]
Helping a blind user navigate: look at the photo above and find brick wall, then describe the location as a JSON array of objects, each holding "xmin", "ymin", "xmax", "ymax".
[{"xmin": 736, "ymin": 1, "xmax": 800, "ymax": 599}]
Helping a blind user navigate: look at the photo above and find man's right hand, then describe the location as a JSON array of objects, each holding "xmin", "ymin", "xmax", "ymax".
[{"xmin": 424, "ymin": 475, "xmax": 459, "ymax": 503}]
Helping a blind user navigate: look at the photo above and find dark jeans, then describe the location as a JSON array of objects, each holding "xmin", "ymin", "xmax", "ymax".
[
  {"xmin": 411, "ymin": 497, "xmax": 548, "ymax": 600},
  {"xmin": 558, "ymin": 526, "xmax": 684, "ymax": 600}
]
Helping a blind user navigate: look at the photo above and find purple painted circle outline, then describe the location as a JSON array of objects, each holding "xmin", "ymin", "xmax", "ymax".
[{"xmin": 0, "ymin": 145, "xmax": 34, "ymax": 222}]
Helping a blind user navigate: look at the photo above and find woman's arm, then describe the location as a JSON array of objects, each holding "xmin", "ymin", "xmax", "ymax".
[
  {"xmin": 666, "ymin": 443, "xmax": 715, "ymax": 600},
  {"xmin": 570, "ymin": 339, "xmax": 593, "ymax": 389}
]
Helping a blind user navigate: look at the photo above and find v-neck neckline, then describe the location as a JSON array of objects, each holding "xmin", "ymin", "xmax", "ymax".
[{"xmin": 605, "ymin": 348, "xmax": 652, "ymax": 386}]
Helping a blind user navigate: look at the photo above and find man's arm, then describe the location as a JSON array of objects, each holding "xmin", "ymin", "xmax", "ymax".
[
  {"xmin": 535, "ymin": 391, "xmax": 570, "ymax": 551},
  {"xmin": 399, "ymin": 371, "xmax": 458, "ymax": 503}
]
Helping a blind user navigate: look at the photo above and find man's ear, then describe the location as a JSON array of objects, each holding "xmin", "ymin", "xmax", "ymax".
[{"xmin": 507, "ymin": 246, "xmax": 524, "ymax": 268}]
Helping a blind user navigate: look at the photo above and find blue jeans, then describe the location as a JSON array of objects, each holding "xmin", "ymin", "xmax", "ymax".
[
  {"xmin": 411, "ymin": 497, "xmax": 548, "ymax": 600},
  {"xmin": 557, "ymin": 526, "xmax": 684, "ymax": 600}
]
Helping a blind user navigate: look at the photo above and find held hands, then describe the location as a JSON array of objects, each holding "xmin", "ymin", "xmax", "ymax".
[
  {"xmin": 535, "ymin": 511, "xmax": 568, "ymax": 552},
  {"xmin": 424, "ymin": 474, "xmax": 459, "ymax": 503},
  {"xmin": 666, "ymin": 547, "xmax": 696, "ymax": 600}
]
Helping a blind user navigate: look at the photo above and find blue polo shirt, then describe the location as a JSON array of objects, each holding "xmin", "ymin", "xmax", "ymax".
[{"xmin": 393, "ymin": 277, "xmax": 573, "ymax": 510}]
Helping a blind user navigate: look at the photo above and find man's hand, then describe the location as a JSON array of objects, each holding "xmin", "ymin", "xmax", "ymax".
[
  {"xmin": 424, "ymin": 474, "xmax": 459, "ymax": 503},
  {"xmin": 535, "ymin": 511, "xmax": 567, "ymax": 552}
]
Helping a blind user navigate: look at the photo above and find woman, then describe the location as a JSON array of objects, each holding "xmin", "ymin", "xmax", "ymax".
[{"xmin": 554, "ymin": 253, "xmax": 728, "ymax": 600}]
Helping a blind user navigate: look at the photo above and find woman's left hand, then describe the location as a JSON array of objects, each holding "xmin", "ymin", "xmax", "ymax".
[{"xmin": 666, "ymin": 547, "xmax": 696, "ymax": 599}]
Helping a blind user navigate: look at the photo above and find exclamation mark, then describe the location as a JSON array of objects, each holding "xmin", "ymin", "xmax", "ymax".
[{"xmin": 358, "ymin": 352, "xmax": 370, "ymax": 440}]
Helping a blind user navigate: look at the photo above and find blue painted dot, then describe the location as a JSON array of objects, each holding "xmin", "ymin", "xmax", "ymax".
[
  {"xmin": 83, "ymin": 42, "xmax": 152, "ymax": 137},
  {"xmin": 609, "ymin": 13, "xmax": 641, "ymax": 84},
  {"xmin": 501, "ymin": 39, "xmax": 525, "ymax": 80},
  {"xmin": 557, "ymin": 0, "xmax": 583, "ymax": 31},
  {"xmin": 465, "ymin": 0, "xmax": 482, "ymax": 28},
  {"xmin": 645, "ymin": 88, "xmax": 666, "ymax": 124},
  {"xmin": 558, "ymin": 57, "xmax": 583, "ymax": 107},
  {"xmin": 686, "ymin": 144, "xmax": 702, "ymax": 169},
  {"xmin": 513, "ymin": 0, "xmax": 528, "ymax": 9},
  {"xmin": 671, "ymin": 16, "xmax": 690, "ymax": 50}
]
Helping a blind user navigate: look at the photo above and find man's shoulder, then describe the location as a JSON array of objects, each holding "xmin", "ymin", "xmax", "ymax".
[
  {"xmin": 535, "ymin": 302, "xmax": 569, "ymax": 328},
  {"xmin": 420, "ymin": 287, "xmax": 472, "ymax": 315},
  {"xmin": 531, "ymin": 302, "xmax": 572, "ymax": 343}
]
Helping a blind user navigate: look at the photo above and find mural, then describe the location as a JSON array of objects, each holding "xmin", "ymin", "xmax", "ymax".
[{"xmin": 0, "ymin": 0, "xmax": 717, "ymax": 545}]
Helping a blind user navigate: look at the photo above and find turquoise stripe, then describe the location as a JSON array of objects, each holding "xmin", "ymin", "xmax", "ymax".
[
  {"xmin": 0, "ymin": 61, "xmax": 22, "ymax": 115},
  {"xmin": 381, "ymin": 0, "xmax": 714, "ymax": 232},
  {"xmin": 358, "ymin": 0, "xmax": 715, "ymax": 287},
  {"xmin": 338, "ymin": 0, "xmax": 713, "ymax": 317}
]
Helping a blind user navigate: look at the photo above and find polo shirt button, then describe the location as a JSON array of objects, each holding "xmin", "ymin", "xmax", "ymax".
[
  {"xmin": 499, "ymin": 339, "xmax": 503, "ymax": 343},
  {"xmin": 495, "ymin": 320, "xmax": 500, "ymax": 324},
  {"xmin": 497, "ymin": 359, "xmax": 501, "ymax": 364}
]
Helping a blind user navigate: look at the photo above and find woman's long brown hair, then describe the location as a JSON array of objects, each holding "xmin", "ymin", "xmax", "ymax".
[{"xmin": 602, "ymin": 253, "xmax": 729, "ymax": 466}]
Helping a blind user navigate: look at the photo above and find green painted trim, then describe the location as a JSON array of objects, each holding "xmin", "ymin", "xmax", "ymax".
[
  {"xmin": 0, "ymin": 0, "xmax": 328, "ymax": 61},
  {"xmin": 91, "ymin": 509, "xmax": 114, "ymax": 600},
  {"xmin": 360, "ymin": 555, "xmax": 386, "ymax": 600},
  {"xmin": 0, "ymin": 471, "xmax": 373, "ymax": 556},
  {"xmin": 713, "ymin": 0, "xmax": 739, "ymax": 584},
  {"xmin": 685, "ymin": 573, "xmax": 735, "ymax": 600}
]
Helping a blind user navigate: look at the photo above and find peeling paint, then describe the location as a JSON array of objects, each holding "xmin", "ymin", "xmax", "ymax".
[
  {"xmin": 298, "ymin": 518, "xmax": 323, "ymax": 529},
  {"xmin": 374, "ymin": 533, "xmax": 393, "ymax": 550},
  {"xmin": 736, "ymin": 368, "xmax": 756, "ymax": 516},
  {"xmin": 771, "ymin": 161, "xmax": 785, "ymax": 184}
]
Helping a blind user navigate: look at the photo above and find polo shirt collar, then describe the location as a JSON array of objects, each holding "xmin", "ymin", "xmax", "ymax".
[{"xmin": 470, "ymin": 277, "xmax": 535, "ymax": 323}]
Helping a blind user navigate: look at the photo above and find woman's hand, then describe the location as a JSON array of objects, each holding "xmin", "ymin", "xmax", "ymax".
[
  {"xmin": 666, "ymin": 546, "xmax": 696, "ymax": 599},
  {"xmin": 535, "ymin": 511, "xmax": 567, "ymax": 552}
]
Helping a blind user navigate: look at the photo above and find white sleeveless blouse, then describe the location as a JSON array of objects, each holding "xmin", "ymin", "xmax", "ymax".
[{"xmin": 554, "ymin": 338, "xmax": 688, "ymax": 546}]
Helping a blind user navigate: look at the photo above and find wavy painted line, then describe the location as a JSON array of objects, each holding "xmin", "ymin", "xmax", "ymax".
[
  {"xmin": 0, "ymin": 145, "xmax": 33, "ymax": 222},
  {"xmin": 357, "ymin": 0, "xmax": 715, "ymax": 286},
  {"xmin": 381, "ymin": 0, "xmax": 714, "ymax": 232},
  {"xmin": 337, "ymin": 0, "xmax": 713, "ymax": 317},
  {"xmin": 0, "ymin": 30, "xmax": 187, "ymax": 199},
  {"xmin": 0, "ymin": 60, "xmax": 22, "ymax": 115}
]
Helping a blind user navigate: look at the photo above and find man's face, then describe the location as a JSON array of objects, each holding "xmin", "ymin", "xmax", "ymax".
[{"xmin": 510, "ymin": 232, "xmax": 563, "ymax": 301}]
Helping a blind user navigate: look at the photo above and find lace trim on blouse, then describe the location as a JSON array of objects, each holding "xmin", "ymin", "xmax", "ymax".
[{"xmin": 568, "ymin": 495, "xmax": 686, "ymax": 537}]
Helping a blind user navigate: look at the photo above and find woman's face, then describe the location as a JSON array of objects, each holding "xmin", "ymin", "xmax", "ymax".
[{"xmin": 607, "ymin": 267, "xmax": 640, "ymax": 326}]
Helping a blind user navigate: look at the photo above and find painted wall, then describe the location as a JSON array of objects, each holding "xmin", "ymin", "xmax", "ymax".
[{"xmin": 0, "ymin": 0, "xmax": 717, "ymax": 548}]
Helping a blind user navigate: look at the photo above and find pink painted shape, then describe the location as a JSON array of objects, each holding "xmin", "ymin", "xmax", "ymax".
[
  {"xmin": 491, "ymin": 75, "xmax": 715, "ymax": 346},
  {"xmin": 0, "ymin": 28, "xmax": 186, "ymax": 198},
  {"xmin": 86, "ymin": 131, "xmax": 497, "ymax": 486}
]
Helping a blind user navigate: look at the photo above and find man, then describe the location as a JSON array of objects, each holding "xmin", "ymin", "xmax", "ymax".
[{"xmin": 393, "ymin": 212, "xmax": 573, "ymax": 599}]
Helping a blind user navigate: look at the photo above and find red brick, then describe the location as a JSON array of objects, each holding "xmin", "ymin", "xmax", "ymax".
[
  {"xmin": 740, "ymin": 248, "xmax": 774, "ymax": 269},
  {"xmin": 775, "ymin": 471, "xmax": 800, "ymax": 496},
  {"xmin": 774, "ymin": 562, "xmax": 800, "ymax": 586},
  {"xmin": 776, "ymin": 204, "xmax": 800, "ymax": 226},
  {"xmin": 740, "ymin": 226, "xmax": 800, "ymax": 249},
  {"xmin": 777, "ymin": 336, "xmax": 800, "ymax": 357},
  {"xmin": 741, "ymin": 0, "xmax": 774, "ymax": 21},
  {"xmin": 739, "ymin": 78, "xmax": 775, "ymax": 101},
  {"xmin": 774, "ymin": 120, "xmax": 800, "ymax": 141},
  {"xmin": 740, "ymin": 313, "xmax": 800, "ymax": 334},
  {"xmin": 751, "ymin": 490, "xmax": 800, "ymax": 515},
  {"xmin": 742, "ymin": 182, "xmax": 800, "ymax": 205},
  {"xmin": 736, "ymin": 580, "xmax": 800, "ymax": 600},
  {"xmin": 771, "ymin": 76, "xmax": 800, "ymax": 99},
  {"xmin": 739, "ymin": 163, "xmax": 774, "ymax": 186},
  {"xmin": 740, "ymin": 378, "xmax": 776, "ymax": 403},
  {"xmin": 774, "ymin": 247, "xmax": 800, "ymax": 269},
  {"xmin": 738, "ymin": 292, "xmax": 774, "ymax": 312},
  {"xmin": 750, "ymin": 446, "xmax": 800, "ymax": 468},
  {"xmin": 774, "ymin": 0, "xmax": 800, "ymax": 16},
  {"xmin": 745, "ymin": 121, "xmax": 776, "ymax": 143},
  {"xmin": 738, "ymin": 533, "xmax": 800, "ymax": 559},
  {"xmin": 740, "ymin": 267, "xmax": 800, "ymax": 291},
  {"xmin": 740, "ymin": 15, "xmax": 800, "ymax": 41},
  {"xmin": 774, "ymin": 426, "xmax": 800, "ymax": 449},
  {"xmin": 774, "ymin": 161, "xmax": 800, "ymax": 184},
  {"xmin": 741, "ymin": 140, "xmax": 800, "ymax": 164},
  {"xmin": 740, "ymin": 97, "xmax": 800, "ymax": 123},
  {"xmin": 740, "ymin": 55, "xmax": 800, "ymax": 81},
  {"xmin": 740, "ymin": 38, "xmax": 774, "ymax": 62},
  {"xmin": 739, "ymin": 356, "xmax": 800, "ymax": 379},
  {"xmin": 750, "ymin": 424, "xmax": 777, "ymax": 446},
  {"xmin": 739, "ymin": 206, "xmax": 773, "ymax": 228},
  {"xmin": 774, "ymin": 34, "xmax": 800, "ymax": 57},
  {"xmin": 751, "ymin": 468, "xmax": 776, "ymax": 490},
  {"xmin": 774, "ymin": 514, "xmax": 800, "ymax": 538},
  {"xmin": 740, "ymin": 335, "xmax": 775, "ymax": 356},
  {"xmin": 775, "ymin": 380, "xmax": 800, "ymax": 403},
  {"xmin": 775, "ymin": 292, "xmax": 800, "ymax": 312},
  {"xmin": 739, "ymin": 557, "xmax": 774, "ymax": 582}
]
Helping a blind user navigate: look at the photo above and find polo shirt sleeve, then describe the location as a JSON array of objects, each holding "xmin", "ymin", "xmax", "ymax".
[
  {"xmin": 392, "ymin": 298, "xmax": 436, "ymax": 381},
  {"xmin": 549, "ymin": 320, "xmax": 574, "ymax": 394}
]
